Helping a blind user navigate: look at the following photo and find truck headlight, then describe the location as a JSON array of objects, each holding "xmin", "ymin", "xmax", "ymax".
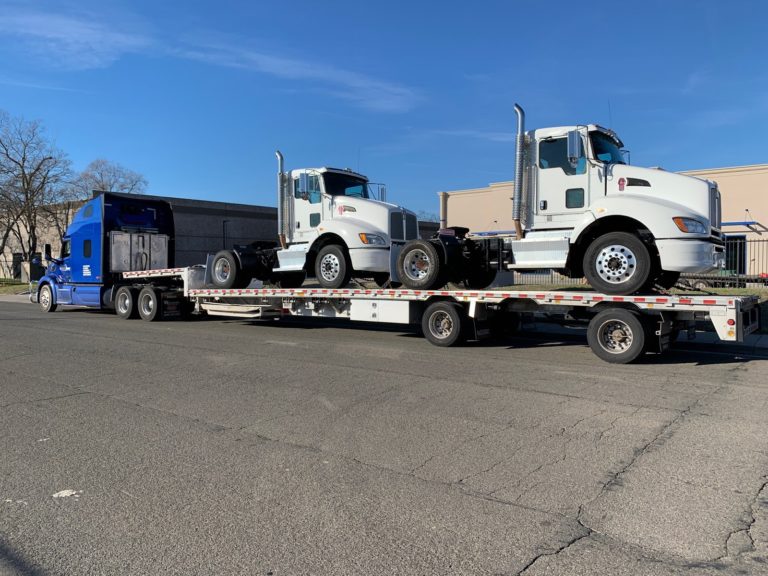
[
  {"xmin": 358, "ymin": 233, "xmax": 387, "ymax": 246},
  {"xmin": 673, "ymin": 217, "xmax": 708, "ymax": 234}
]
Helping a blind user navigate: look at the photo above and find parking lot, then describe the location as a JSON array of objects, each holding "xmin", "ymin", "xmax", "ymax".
[{"xmin": 1, "ymin": 296, "xmax": 767, "ymax": 575}]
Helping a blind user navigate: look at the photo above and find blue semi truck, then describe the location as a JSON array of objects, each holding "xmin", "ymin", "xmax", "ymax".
[{"xmin": 33, "ymin": 192, "xmax": 185, "ymax": 320}]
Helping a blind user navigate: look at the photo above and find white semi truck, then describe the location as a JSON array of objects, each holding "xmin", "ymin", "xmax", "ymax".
[
  {"xmin": 208, "ymin": 151, "xmax": 419, "ymax": 290},
  {"xmin": 395, "ymin": 104, "xmax": 725, "ymax": 295}
]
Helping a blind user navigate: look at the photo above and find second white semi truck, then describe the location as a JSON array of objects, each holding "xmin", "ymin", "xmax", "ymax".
[
  {"xmin": 209, "ymin": 151, "xmax": 419, "ymax": 290},
  {"xmin": 396, "ymin": 104, "xmax": 725, "ymax": 295}
]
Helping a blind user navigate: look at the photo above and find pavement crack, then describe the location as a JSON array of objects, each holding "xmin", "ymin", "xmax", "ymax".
[
  {"xmin": 0, "ymin": 391, "xmax": 89, "ymax": 408},
  {"xmin": 720, "ymin": 475, "xmax": 768, "ymax": 559},
  {"xmin": 515, "ymin": 511, "xmax": 593, "ymax": 575}
]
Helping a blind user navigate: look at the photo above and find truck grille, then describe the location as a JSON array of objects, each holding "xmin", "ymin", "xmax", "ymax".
[
  {"xmin": 405, "ymin": 213, "xmax": 418, "ymax": 239},
  {"xmin": 710, "ymin": 186, "xmax": 721, "ymax": 233},
  {"xmin": 390, "ymin": 211, "xmax": 404, "ymax": 240}
]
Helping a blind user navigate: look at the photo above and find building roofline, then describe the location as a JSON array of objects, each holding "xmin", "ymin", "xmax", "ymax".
[{"xmin": 680, "ymin": 163, "xmax": 768, "ymax": 175}]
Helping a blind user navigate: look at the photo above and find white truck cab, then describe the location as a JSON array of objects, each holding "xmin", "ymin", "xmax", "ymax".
[
  {"xmin": 209, "ymin": 152, "xmax": 419, "ymax": 290},
  {"xmin": 397, "ymin": 104, "xmax": 725, "ymax": 295}
]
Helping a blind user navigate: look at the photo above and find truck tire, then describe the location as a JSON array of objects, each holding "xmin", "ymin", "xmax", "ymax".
[
  {"xmin": 39, "ymin": 284, "xmax": 57, "ymax": 313},
  {"xmin": 315, "ymin": 245, "xmax": 351, "ymax": 289},
  {"xmin": 397, "ymin": 240, "xmax": 442, "ymax": 290},
  {"xmin": 115, "ymin": 286, "xmax": 139, "ymax": 319},
  {"xmin": 465, "ymin": 268, "xmax": 497, "ymax": 290},
  {"xmin": 421, "ymin": 301, "xmax": 466, "ymax": 347},
  {"xmin": 137, "ymin": 287, "xmax": 161, "ymax": 322},
  {"xmin": 211, "ymin": 250, "xmax": 243, "ymax": 289},
  {"xmin": 587, "ymin": 308, "xmax": 646, "ymax": 364},
  {"xmin": 583, "ymin": 232, "xmax": 652, "ymax": 295},
  {"xmin": 275, "ymin": 271, "xmax": 306, "ymax": 289}
]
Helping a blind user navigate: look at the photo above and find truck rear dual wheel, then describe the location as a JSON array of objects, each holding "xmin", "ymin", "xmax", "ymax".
[
  {"xmin": 583, "ymin": 232, "xmax": 652, "ymax": 295},
  {"xmin": 115, "ymin": 286, "xmax": 139, "ymax": 319},
  {"xmin": 587, "ymin": 308, "xmax": 646, "ymax": 364},
  {"xmin": 397, "ymin": 240, "xmax": 443, "ymax": 290},
  {"xmin": 137, "ymin": 287, "xmax": 162, "ymax": 321},
  {"xmin": 211, "ymin": 250, "xmax": 250, "ymax": 289}
]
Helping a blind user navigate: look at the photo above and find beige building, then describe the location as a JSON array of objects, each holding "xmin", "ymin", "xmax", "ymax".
[{"xmin": 439, "ymin": 164, "xmax": 768, "ymax": 237}]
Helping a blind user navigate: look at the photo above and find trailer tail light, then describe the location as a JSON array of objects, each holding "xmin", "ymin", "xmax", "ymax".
[{"xmin": 727, "ymin": 319, "xmax": 735, "ymax": 326}]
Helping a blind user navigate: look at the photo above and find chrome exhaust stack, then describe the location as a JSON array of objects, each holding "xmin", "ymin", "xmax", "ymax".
[
  {"xmin": 275, "ymin": 150, "xmax": 287, "ymax": 248},
  {"xmin": 513, "ymin": 103, "xmax": 525, "ymax": 239}
]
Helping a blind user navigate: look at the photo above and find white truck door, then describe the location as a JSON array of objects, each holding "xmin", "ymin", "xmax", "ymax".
[
  {"xmin": 292, "ymin": 173, "xmax": 323, "ymax": 244},
  {"xmin": 534, "ymin": 136, "xmax": 590, "ymax": 229}
]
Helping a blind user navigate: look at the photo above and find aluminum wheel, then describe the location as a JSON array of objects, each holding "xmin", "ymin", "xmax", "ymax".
[
  {"xmin": 595, "ymin": 244, "xmax": 637, "ymax": 284},
  {"xmin": 116, "ymin": 291, "xmax": 131, "ymax": 315},
  {"xmin": 319, "ymin": 253, "xmax": 341, "ymax": 283},
  {"xmin": 139, "ymin": 292, "xmax": 154, "ymax": 317},
  {"xmin": 40, "ymin": 286, "xmax": 51, "ymax": 308},
  {"xmin": 596, "ymin": 319, "xmax": 634, "ymax": 354},
  {"xmin": 213, "ymin": 258, "xmax": 231, "ymax": 284},
  {"xmin": 428, "ymin": 309, "xmax": 454, "ymax": 341},
  {"xmin": 403, "ymin": 248, "xmax": 431, "ymax": 282}
]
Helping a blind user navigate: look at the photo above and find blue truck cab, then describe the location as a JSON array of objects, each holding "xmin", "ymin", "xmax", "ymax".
[{"xmin": 34, "ymin": 193, "xmax": 176, "ymax": 317}]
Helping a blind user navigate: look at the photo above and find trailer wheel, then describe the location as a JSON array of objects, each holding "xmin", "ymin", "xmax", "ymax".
[
  {"xmin": 115, "ymin": 286, "xmax": 139, "ymax": 319},
  {"xmin": 583, "ymin": 232, "xmax": 651, "ymax": 295},
  {"xmin": 39, "ymin": 284, "xmax": 57, "ymax": 313},
  {"xmin": 587, "ymin": 308, "xmax": 646, "ymax": 364},
  {"xmin": 211, "ymin": 250, "xmax": 243, "ymax": 289},
  {"xmin": 137, "ymin": 287, "xmax": 161, "ymax": 322},
  {"xmin": 422, "ymin": 301, "xmax": 466, "ymax": 347},
  {"xmin": 315, "ymin": 244, "xmax": 351, "ymax": 288},
  {"xmin": 397, "ymin": 240, "xmax": 442, "ymax": 290}
]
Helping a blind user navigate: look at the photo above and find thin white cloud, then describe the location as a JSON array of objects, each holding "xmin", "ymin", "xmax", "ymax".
[
  {"xmin": 174, "ymin": 44, "xmax": 420, "ymax": 113},
  {"xmin": 0, "ymin": 76, "xmax": 86, "ymax": 92},
  {"xmin": 0, "ymin": 6, "xmax": 420, "ymax": 112},
  {"xmin": 0, "ymin": 9, "xmax": 150, "ymax": 69}
]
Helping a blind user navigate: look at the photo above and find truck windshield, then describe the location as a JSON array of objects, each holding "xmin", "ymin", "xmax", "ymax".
[
  {"xmin": 590, "ymin": 132, "xmax": 625, "ymax": 165},
  {"xmin": 322, "ymin": 172, "xmax": 370, "ymax": 198}
]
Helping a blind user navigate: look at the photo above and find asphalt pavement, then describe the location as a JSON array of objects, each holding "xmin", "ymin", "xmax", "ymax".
[{"xmin": 1, "ymin": 296, "xmax": 767, "ymax": 575}]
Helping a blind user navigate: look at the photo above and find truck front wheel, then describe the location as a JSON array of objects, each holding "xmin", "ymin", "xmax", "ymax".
[
  {"xmin": 397, "ymin": 240, "xmax": 443, "ymax": 290},
  {"xmin": 39, "ymin": 284, "xmax": 57, "ymax": 313},
  {"xmin": 583, "ymin": 232, "xmax": 651, "ymax": 295},
  {"xmin": 115, "ymin": 286, "xmax": 139, "ymax": 319},
  {"xmin": 587, "ymin": 308, "xmax": 647, "ymax": 364},
  {"xmin": 315, "ymin": 245, "xmax": 351, "ymax": 289}
]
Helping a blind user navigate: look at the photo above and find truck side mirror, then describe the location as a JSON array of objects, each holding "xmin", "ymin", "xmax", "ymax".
[
  {"xmin": 567, "ymin": 130, "xmax": 584, "ymax": 167},
  {"xmin": 380, "ymin": 185, "xmax": 387, "ymax": 203},
  {"xmin": 298, "ymin": 173, "xmax": 309, "ymax": 195},
  {"xmin": 43, "ymin": 243, "xmax": 52, "ymax": 261}
]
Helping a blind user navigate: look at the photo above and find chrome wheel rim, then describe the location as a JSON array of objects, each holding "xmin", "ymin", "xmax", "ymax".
[
  {"xmin": 428, "ymin": 310, "xmax": 454, "ymax": 340},
  {"xmin": 403, "ymin": 249, "xmax": 431, "ymax": 281},
  {"xmin": 117, "ymin": 292, "xmax": 130, "ymax": 314},
  {"xmin": 319, "ymin": 253, "xmax": 340, "ymax": 282},
  {"xmin": 595, "ymin": 244, "xmax": 637, "ymax": 284},
  {"xmin": 40, "ymin": 287, "xmax": 50, "ymax": 308},
  {"xmin": 213, "ymin": 259, "xmax": 231, "ymax": 284},
  {"xmin": 597, "ymin": 319, "xmax": 633, "ymax": 354},
  {"xmin": 140, "ymin": 293, "xmax": 154, "ymax": 316}
]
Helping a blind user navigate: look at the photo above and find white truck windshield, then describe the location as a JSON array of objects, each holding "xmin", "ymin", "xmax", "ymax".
[
  {"xmin": 590, "ymin": 132, "xmax": 625, "ymax": 164},
  {"xmin": 323, "ymin": 173, "xmax": 370, "ymax": 198}
]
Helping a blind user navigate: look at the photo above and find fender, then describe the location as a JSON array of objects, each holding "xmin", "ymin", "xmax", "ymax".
[
  {"xmin": 313, "ymin": 217, "xmax": 389, "ymax": 250},
  {"xmin": 570, "ymin": 195, "xmax": 710, "ymax": 244}
]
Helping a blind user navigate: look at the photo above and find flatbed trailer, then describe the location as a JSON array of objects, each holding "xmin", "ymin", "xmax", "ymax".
[{"xmin": 116, "ymin": 265, "xmax": 761, "ymax": 364}]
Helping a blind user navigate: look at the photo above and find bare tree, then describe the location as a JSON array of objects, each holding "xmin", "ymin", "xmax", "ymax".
[
  {"xmin": 76, "ymin": 158, "xmax": 148, "ymax": 196},
  {"xmin": 0, "ymin": 110, "xmax": 71, "ymax": 263}
]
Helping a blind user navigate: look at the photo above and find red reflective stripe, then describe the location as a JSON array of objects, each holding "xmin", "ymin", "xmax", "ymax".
[
  {"xmin": 612, "ymin": 297, "xmax": 624, "ymax": 302},
  {"xmin": 703, "ymin": 299, "xmax": 716, "ymax": 305},
  {"xmin": 679, "ymin": 298, "xmax": 692, "ymax": 305},
  {"xmin": 593, "ymin": 296, "xmax": 604, "ymax": 301},
  {"xmin": 655, "ymin": 298, "xmax": 668, "ymax": 303},
  {"xmin": 573, "ymin": 295, "xmax": 583, "ymax": 301}
]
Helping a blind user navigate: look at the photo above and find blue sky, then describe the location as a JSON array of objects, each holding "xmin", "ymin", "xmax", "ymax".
[{"xmin": 0, "ymin": 0, "xmax": 766, "ymax": 215}]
